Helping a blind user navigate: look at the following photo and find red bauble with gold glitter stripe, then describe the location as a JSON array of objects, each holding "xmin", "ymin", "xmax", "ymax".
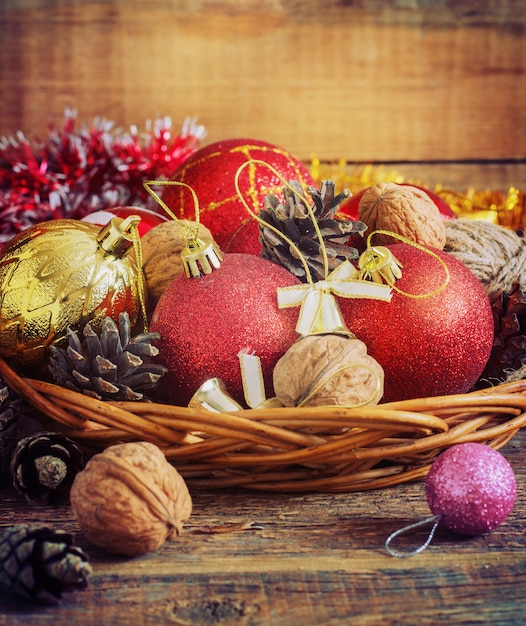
[{"xmin": 162, "ymin": 138, "xmax": 316, "ymax": 252}]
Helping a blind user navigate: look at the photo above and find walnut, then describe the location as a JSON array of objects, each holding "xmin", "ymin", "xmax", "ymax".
[
  {"xmin": 273, "ymin": 334, "xmax": 384, "ymax": 407},
  {"xmin": 140, "ymin": 220, "xmax": 215, "ymax": 307},
  {"xmin": 358, "ymin": 182, "xmax": 446, "ymax": 248},
  {"xmin": 70, "ymin": 442, "xmax": 192, "ymax": 556}
]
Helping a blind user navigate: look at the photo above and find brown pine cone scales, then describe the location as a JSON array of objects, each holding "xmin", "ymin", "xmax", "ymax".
[
  {"xmin": 10, "ymin": 431, "xmax": 83, "ymax": 505},
  {"xmin": 0, "ymin": 380, "xmax": 24, "ymax": 484},
  {"xmin": 259, "ymin": 179, "xmax": 366, "ymax": 282},
  {"xmin": 49, "ymin": 312, "xmax": 167, "ymax": 401},
  {"xmin": 0, "ymin": 524, "xmax": 91, "ymax": 604}
]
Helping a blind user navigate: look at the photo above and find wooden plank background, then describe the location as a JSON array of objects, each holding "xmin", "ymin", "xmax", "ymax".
[{"xmin": 1, "ymin": 0, "xmax": 525, "ymax": 164}]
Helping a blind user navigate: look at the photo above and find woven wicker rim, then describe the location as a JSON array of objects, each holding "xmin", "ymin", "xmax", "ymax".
[{"xmin": 1, "ymin": 356, "xmax": 525, "ymax": 493}]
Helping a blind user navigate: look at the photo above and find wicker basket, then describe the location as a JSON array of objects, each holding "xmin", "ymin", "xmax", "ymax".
[{"xmin": 1, "ymin": 355, "xmax": 526, "ymax": 493}]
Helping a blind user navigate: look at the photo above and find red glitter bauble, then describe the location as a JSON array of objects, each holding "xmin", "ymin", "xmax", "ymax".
[
  {"xmin": 223, "ymin": 219, "xmax": 263, "ymax": 255},
  {"xmin": 162, "ymin": 138, "xmax": 316, "ymax": 250},
  {"xmin": 339, "ymin": 183, "xmax": 457, "ymax": 222},
  {"xmin": 150, "ymin": 253, "xmax": 301, "ymax": 406},
  {"xmin": 339, "ymin": 244, "xmax": 494, "ymax": 402},
  {"xmin": 426, "ymin": 443, "xmax": 516, "ymax": 535}
]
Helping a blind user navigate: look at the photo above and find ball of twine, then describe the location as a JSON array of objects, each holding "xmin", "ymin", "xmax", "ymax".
[{"xmin": 444, "ymin": 219, "xmax": 526, "ymax": 297}]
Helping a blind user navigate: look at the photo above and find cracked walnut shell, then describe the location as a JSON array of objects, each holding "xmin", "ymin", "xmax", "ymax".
[
  {"xmin": 273, "ymin": 334, "xmax": 384, "ymax": 407},
  {"xmin": 70, "ymin": 442, "xmax": 192, "ymax": 556},
  {"xmin": 358, "ymin": 182, "xmax": 446, "ymax": 248}
]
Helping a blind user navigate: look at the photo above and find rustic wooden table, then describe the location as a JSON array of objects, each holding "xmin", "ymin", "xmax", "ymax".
[{"xmin": 0, "ymin": 428, "xmax": 525, "ymax": 625}]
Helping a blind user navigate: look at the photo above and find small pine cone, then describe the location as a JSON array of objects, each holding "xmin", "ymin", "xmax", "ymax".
[
  {"xmin": 259, "ymin": 179, "xmax": 367, "ymax": 282},
  {"xmin": 0, "ymin": 524, "xmax": 91, "ymax": 604},
  {"xmin": 49, "ymin": 312, "xmax": 168, "ymax": 401},
  {"xmin": 11, "ymin": 432, "xmax": 84, "ymax": 505},
  {"xmin": 477, "ymin": 282, "xmax": 526, "ymax": 387},
  {"xmin": 0, "ymin": 381, "xmax": 24, "ymax": 484}
]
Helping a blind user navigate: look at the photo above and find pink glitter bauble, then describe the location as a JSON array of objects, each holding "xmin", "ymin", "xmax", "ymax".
[
  {"xmin": 150, "ymin": 253, "xmax": 300, "ymax": 406},
  {"xmin": 425, "ymin": 443, "xmax": 517, "ymax": 535},
  {"xmin": 338, "ymin": 244, "xmax": 494, "ymax": 402},
  {"xmin": 162, "ymin": 138, "xmax": 316, "ymax": 250}
]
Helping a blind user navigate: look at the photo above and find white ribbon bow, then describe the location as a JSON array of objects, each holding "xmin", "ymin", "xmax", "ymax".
[{"xmin": 277, "ymin": 260, "xmax": 392, "ymax": 336}]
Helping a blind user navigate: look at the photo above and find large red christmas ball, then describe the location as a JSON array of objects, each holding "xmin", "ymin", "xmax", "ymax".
[
  {"xmin": 339, "ymin": 183, "xmax": 457, "ymax": 222},
  {"xmin": 161, "ymin": 138, "xmax": 316, "ymax": 251},
  {"xmin": 150, "ymin": 253, "xmax": 301, "ymax": 406},
  {"xmin": 339, "ymin": 244, "xmax": 494, "ymax": 402}
]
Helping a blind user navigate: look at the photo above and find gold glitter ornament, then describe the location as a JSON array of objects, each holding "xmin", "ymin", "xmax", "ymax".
[{"xmin": 0, "ymin": 217, "xmax": 143, "ymax": 370}]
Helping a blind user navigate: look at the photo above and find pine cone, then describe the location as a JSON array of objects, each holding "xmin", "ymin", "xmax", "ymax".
[
  {"xmin": 0, "ymin": 381, "xmax": 24, "ymax": 485},
  {"xmin": 259, "ymin": 179, "xmax": 367, "ymax": 282},
  {"xmin": 11, "ymin": 432, "xmax": 84, "ymax": 505},
  {"xmin": 49, "ymin": 312, "xmax": 168, "ymax": 401},
  {"xmin": 0, "ymin": 524, "xmax": 91, "ymax": 604},
  {"xmin": 477, "ymin": 282, "xmax": 526, "ymax": 387}
]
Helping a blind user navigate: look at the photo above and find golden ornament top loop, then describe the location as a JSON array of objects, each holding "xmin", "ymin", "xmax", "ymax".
[
  {"xmin": 97, "ymin": 214, "xmax": 140, "ymax": 258},
  {"xmin": 143, "ymin": 179, "xmax": 200, "ymax": 240}
]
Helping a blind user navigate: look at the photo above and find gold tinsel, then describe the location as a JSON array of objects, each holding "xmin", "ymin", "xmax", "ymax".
[{"xmin": 309, "ymin": 158, "xmax": 525, "ymax": 231}]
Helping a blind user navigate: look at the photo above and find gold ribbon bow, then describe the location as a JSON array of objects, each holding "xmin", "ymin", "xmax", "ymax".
[{"xmin": 277, "ymin": 260, "xmax": 392, "ymax": 336}]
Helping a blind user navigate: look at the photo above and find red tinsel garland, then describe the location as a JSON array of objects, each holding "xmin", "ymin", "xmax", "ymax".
[{"xmin": 0, "ymin": 109, "xmax": 206, "ymax": 244}]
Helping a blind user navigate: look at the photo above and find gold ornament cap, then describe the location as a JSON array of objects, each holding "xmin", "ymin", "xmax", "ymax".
[
  {"xmin": 358, "ymin": 245, "xmax": 403, "ymax": 285},
  {"xmin": 97, "ymin": 215, "xmax": 141, "ymax": 258},
  {"xmin": 181, "ymin": 236, "xmax": 223, "ymax": 279}
]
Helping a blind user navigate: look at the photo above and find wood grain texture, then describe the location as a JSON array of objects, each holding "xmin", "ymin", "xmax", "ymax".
[
  {"xmin": 0, "ymin": 414, "xmax": 525, "ymax": 623},
  {"xmin": 0, "ymin": 0, "xmax": 525, "ymax": 161}
]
